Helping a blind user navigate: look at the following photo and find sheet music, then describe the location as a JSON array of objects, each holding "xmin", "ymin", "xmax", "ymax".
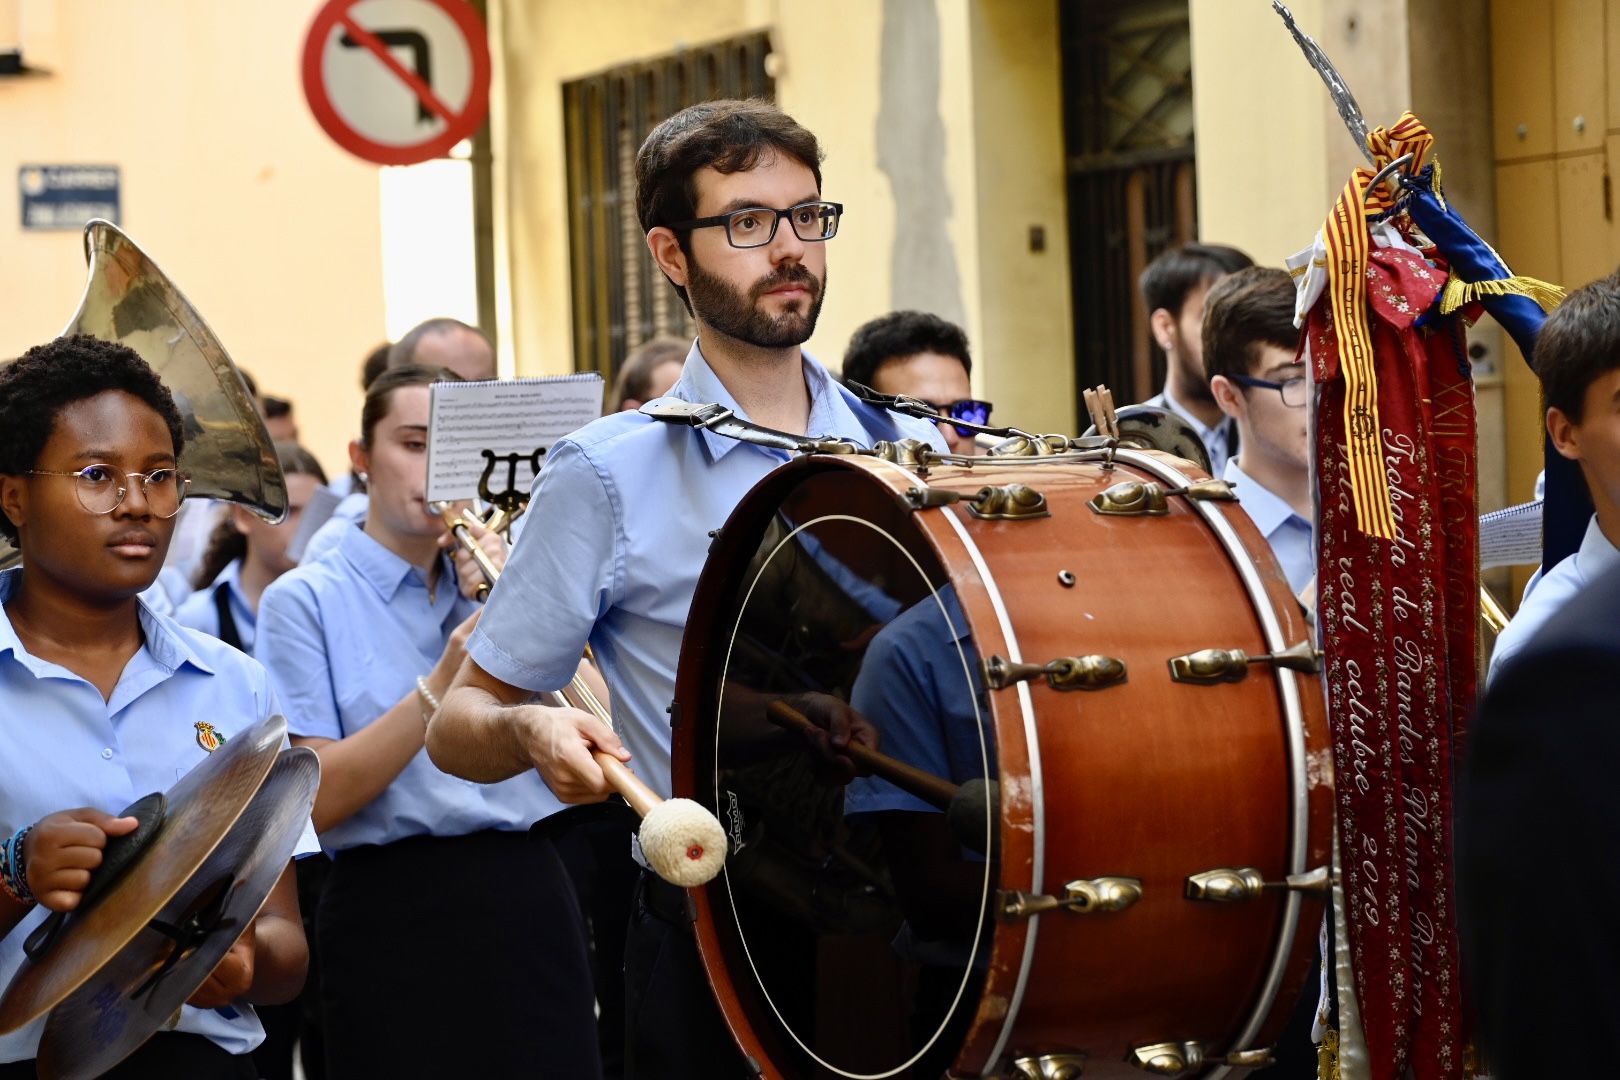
[{"xmin": 425, "ymin": 374, "xmax": 603, "ymax": 503}]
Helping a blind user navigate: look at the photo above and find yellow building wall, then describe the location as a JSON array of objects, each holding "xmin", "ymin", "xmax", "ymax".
[
  {"xmin": 492, "ymin": 0, "xmax": 1076, "ymax": 435},
  {"xmin": 0, "ymin": 0, "xmax": 386, "ymax": 477}
]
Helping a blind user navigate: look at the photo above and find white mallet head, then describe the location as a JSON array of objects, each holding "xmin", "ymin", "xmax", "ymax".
[{"xmin": 638, "ymin": 798, "xmax": 727, "ymax": 887}]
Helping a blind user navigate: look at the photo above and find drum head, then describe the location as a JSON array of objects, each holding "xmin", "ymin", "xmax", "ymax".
[{"xmin": 685, "ymin": 463, "xmax": 996, "ymax": 1079}]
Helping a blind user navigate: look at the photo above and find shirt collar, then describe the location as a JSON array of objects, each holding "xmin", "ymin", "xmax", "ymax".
[
  {"xmin": 0, "ymin": 566, "xmax": 214, "ymax": 676},
  {"xmin": 338, "ymin": 522, "xmax": 444, "ymax": 603},
  {"xmin": 1223, "ymin": 457, "xmax": 1308, "ymax": 538},
  {"xmin": 1576, "ymin": 515, "xmax": 1620, "ymax": 582},
  {"xmin": 666, "ymin": 340, "xmax": 840, "ymax": 462}
]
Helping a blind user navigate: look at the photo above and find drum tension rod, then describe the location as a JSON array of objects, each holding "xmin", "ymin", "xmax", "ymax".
[
  {"xmin": 982, "ymin": 653, "xmax": 1127, "ymax": 692},
  {"xmin": 1166, "ymin": 640, "xmax": 1321, "ymax": 684},
  {"xmin": 1088, "ymin": 478, "xmax": 1236, "ymax": 517},
  {"xmin": 1184, "ymin": 865, "xmax": 1331, "ymax": 902},
  {"xmin": 905, "ymin": 483, "xmax": 1050, "ymax": 520},
  {"xmin": 998, "ymin": 877, "xmax": 1142, "ymax": 921},
  {"xmin": 1129, "ymin": 1042, "xmax": 1276, "ymax": 1077}
]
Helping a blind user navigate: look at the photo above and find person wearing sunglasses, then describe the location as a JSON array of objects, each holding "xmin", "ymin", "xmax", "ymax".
[
  {"xmin": 842, "ymin": 310, "xmax": 987, "ymax": 455},
  {"xmin": 1203, "ymin": 266, "xmax": 1314, "ymax": 598},
  {"xmin": 0, "ymin": 335, "xmax": 315, "ymax": 1079}
]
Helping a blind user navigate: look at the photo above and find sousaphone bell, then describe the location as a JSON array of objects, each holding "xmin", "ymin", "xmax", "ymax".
[{"xmin": 0, "ymin": 219, "xmax": 288, "ymax": 570}]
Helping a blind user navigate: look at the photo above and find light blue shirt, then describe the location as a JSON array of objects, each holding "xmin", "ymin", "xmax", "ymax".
[
  {"xmin": 1146, "ymin": 385, "xmax": 1238, "ymax": 477},
  {"xmin": 173, "ymin": 559, "xmax": 257, "ymax": 653},
  {"xmin": 301, "ymin": 490, "xmax": 368, "ymax": 566},
  {"xmin": 469, "ymin": 344, "xmax": 945, "ymax": 801},
  {"xmin": 257, "ymin": 522, "xmax": 564, "ymax": 852},
  {"xmin": 845, "ymin": 587, "xmax": 992, "ymax": 817},
  {"xmin": 0, "ymin": 566, "xmax": 316, "ymax": 1061},
  {"xmin": 1489, "ymin": 514, "xmax": 1620, "ymax": 684},
  {"xmin": 1224, "ymin": 456, "xmax": 1314, "ymax": 596}
]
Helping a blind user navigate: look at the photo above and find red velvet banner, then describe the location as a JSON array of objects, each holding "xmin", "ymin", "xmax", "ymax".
[{"xmin": 1310, "ymin": 241, "xmax": 1475, "ymax": 1080}]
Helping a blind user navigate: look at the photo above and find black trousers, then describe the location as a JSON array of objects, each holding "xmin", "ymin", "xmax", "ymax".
[
  {"xmin": 319, "ymin": 830, "xmax": 601, "ymax": 1080},
  {"xmin": 251, "ymin": 852, "xmax": 331, "ymax": 1080},
  {"xmin": 554, "ymin": 815, "xmax": 639, "ymax": 1080},
  {"xmin": 623, "ymin": 869, "xmax": 748, "ymax": 1080},
  {"xmin": 0, "ymin": 1033, "xmax": 254, "ymax": 1079}
]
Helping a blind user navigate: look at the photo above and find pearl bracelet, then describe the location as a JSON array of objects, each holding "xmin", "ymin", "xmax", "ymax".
[{"xmin": 415, "ymin": 675, "xmax": 442, "ymax": 720}]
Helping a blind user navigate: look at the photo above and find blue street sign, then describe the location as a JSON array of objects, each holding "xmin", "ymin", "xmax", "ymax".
[{"xmin": 19, "ymin": 165, "xmax": 121, "ymax": 230}]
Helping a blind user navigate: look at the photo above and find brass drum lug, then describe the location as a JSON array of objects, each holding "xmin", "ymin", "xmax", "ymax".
[
  {"xmin": 998, "ymin": 877, "xmax": 1142, "ymax": 920},
  {"xmin": 1184, "ymin": 866, "xmax": 1266, "ymax": 902},
  {"xmin": 1128, "ymin": 1042, "xmax": 1203, "ymax": 1076},
  {"xmin": 1089, "ymin": 478, "xmax": 1237, "ymax": 517},
  {"xmin": 1089, "ymin": 480, "xmax": 1168, "ymax": 516},
  {"xmin": 1167, "ymin": 640, "xmax": 1321, "ymax": 684},
  {"xmin": 988, "ymin": 433, "xmax": 1071, "ymax": 457},
  {"xmin": 802, "ymin": 438, "xmax": 861, "ymax": 455},
  {"xmin": 1012, "ymin": 1053, "xmax": 1088, "ymax": 1080},
  {"xmin": 983, "ymin": 655, "xmax": 1127, "ymax": 692},
  {"xmin": 967, "ymin": 483, "xmax": 1050, "ymax": 521},
  {"xmin": 871, "ymin": 437, "xmax": 931, "ymax": 467},
  {"xmin": 1185, "ymin": 865, "xmax": 1332, "ymax": 902}
]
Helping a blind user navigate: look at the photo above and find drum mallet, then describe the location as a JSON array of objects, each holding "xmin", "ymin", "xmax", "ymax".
[{"xmin": 588, "ymin": 749, "xmax": 727, "ymax": 888}]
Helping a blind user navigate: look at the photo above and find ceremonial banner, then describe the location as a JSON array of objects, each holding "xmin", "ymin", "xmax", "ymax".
[{"xmin": 1298, "ymin": 114, "xmax": 1477, "ymax": 1080}]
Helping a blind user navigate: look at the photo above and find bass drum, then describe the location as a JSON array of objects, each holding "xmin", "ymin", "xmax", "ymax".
[{"xmin": 672, "ymin": 449, "xmax": 1331, "ymax": 1079}]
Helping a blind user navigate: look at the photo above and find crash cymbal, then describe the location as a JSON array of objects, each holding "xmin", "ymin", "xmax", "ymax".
[
  {"xmin": 0, "ymin": 713, "xmax": 287, "ymax": 1039},
  {"xmin": 37, "ymin": 747, "xmax": 319, "ymax": 1080}
]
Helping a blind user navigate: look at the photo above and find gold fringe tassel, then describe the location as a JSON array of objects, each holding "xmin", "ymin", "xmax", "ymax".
[{"xmin": 1438, "ymin": 273, "xmax": 1568, "ymax": 316}]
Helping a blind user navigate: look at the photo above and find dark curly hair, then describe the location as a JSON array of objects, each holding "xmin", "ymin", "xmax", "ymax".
[
  {"xmin": 841, "ymin": 311, "xmax": 972, "ymax": 391},
  {"xmin": 635, "ymin": 99, "xmax": 824, "ymax": 312},
  {"xmin": 0, "ymin": 335, "xmax": 185, "ymax": 543}
]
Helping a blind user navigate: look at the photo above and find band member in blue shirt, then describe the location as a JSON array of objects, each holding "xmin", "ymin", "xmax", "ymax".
[
  {"xmin": 175, "ymin": 442, "xmax": 327, "ymax": 654},
  {"xmin": 426, "ymin": 100, "xmax": 943, "ymax": 1079},
  {"xmin": 0, "ymin": 335, "xmax": 312, "ymax": 1079},
  {"xmin": 255, "ymin": 364, "xmax": 600, "ymax": 1079}
]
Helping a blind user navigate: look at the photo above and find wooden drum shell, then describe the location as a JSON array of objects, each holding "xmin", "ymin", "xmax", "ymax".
[{"xmin": 673, "ymin": 450, "xmax": 1332, "ymax": 1079}]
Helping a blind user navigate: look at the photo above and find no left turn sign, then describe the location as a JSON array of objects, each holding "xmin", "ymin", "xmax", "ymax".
[{"xmin": 301, "ymin": 0, "xmax": 491, "ymax": 166}]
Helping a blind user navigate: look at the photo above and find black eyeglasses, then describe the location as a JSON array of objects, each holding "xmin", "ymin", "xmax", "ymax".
[
  {"xmin": 668, "ymin": 201, "xmax": 843, "ymax": 249},
  {"xmin": 1229, "ymin": 373, "xmax": 1307, "ymax": 408},
  {"xmin": 28, "ymin": 464, "xmax": 189, "ymax": 518},
  {"xmin": 923, "ymin": 398, "xmax": 994, "ymax": 438}
]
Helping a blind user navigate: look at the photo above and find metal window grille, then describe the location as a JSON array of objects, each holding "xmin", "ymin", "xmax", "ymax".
[
  {"xmin": 1061, "ymin": 1, "xmax": 1197, "ymax": 408},
  {"xmin": 562, "ymin": 33, "xmax": 775, "ymax": 385}
]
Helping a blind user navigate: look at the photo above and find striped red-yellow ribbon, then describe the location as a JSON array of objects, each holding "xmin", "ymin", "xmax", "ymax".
[{"xmin": 1320, "ymin": 112, "xmax": 1435, "ymax": 540}]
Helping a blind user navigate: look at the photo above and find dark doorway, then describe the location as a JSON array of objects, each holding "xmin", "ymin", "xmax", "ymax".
[{"xmin": 1060, "ymin": 0, "xmax": 1197, "ymax": 409}]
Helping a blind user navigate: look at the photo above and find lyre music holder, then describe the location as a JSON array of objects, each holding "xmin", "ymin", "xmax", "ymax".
[{"xmin": 477, "ymin": 447, "xmax": 545, "ymax": 528}]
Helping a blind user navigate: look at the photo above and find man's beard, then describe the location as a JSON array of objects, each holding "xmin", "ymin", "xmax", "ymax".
[
  {"xmin": 1175, "ymin": 348, "xmax": 1217, "ymax": 405},
  {"xmin": 687, "ymin": 257, "xmax": 827, "ymax": 349}
]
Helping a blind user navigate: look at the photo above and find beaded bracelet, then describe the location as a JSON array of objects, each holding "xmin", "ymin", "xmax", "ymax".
[
  {"xmin": 0, "ymin": 826, "xmax": 35, "ymax": 905},
  {"xmin": 415, "ymin": 675, "xmax": 441, "ymax": 721}
]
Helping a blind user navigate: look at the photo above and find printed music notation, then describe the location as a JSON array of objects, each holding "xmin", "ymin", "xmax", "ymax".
[{"xmin": 425, "ymin": 374, "xmax": 604, "ymax": 502}]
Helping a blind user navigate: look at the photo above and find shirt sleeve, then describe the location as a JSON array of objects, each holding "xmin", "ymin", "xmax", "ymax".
[
  {"xmin": 255, "ymin": 578, "xmax": 345, "ymax": 741},
  {"xmin": 468, "ymin": 439, "xmax": 619, "ymax": 693}
]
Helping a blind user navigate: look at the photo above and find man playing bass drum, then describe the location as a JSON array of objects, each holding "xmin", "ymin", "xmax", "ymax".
[{"xmin": 425, "ymin": 99, "xmax": 943, "ymax": 1079}]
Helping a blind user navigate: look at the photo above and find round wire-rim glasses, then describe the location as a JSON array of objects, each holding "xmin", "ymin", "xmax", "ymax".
[
  {"xmin": 669, "ymin": 201, "xmax": 843, "ymax": 249},
  {"xmin": 26, "ymin": 464, "xmax": 189, "ymax": 518}
]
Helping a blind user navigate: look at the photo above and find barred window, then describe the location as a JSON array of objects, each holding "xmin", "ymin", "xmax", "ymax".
[{"xmin": 562, "ymin": 33, "xmax": 775, "ymax": 384}]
